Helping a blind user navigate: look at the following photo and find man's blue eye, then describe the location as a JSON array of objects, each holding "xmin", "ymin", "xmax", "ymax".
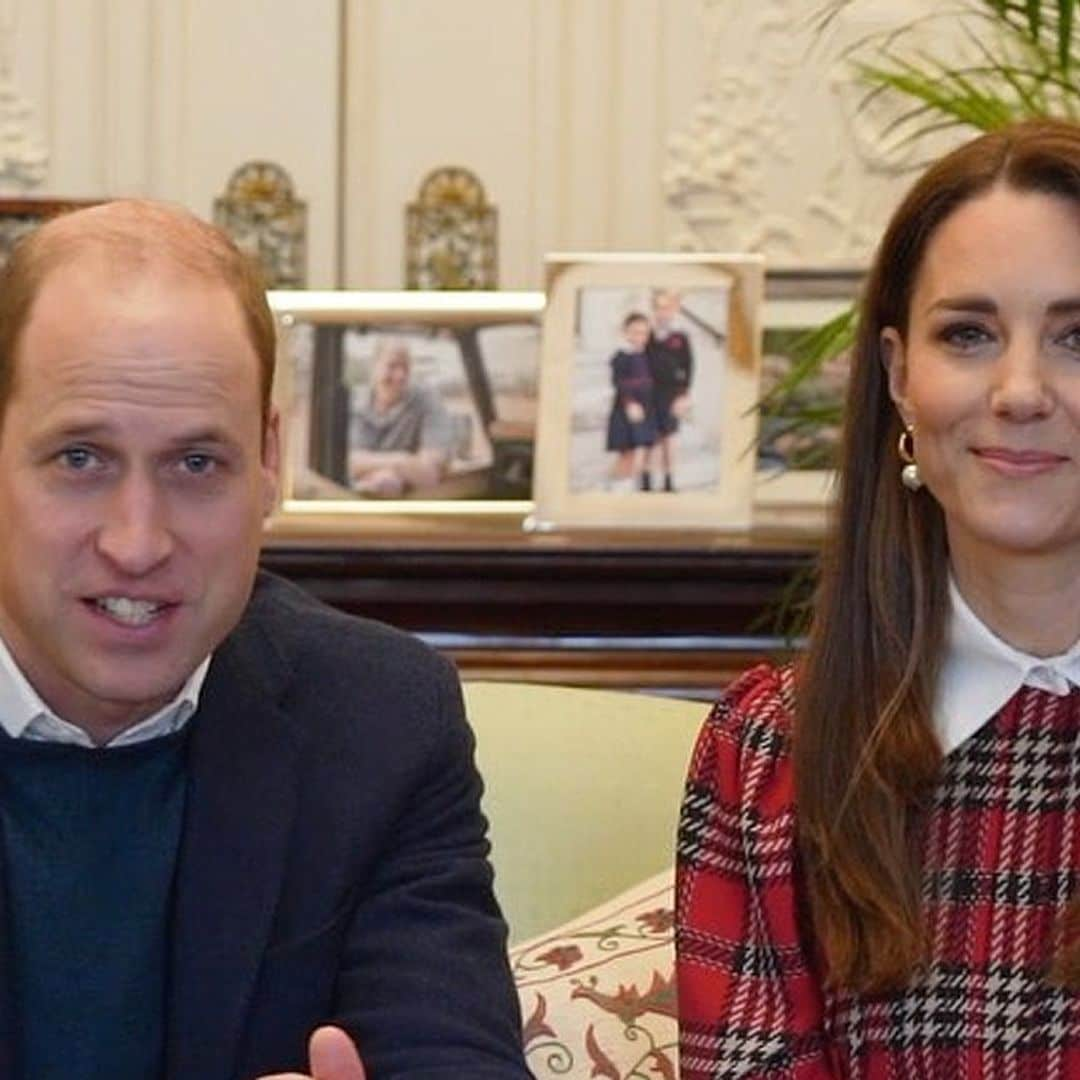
[
  {"xmin": 182, "ymin": 453, "xmax": 215, "ymax": 474},
  {"xmin": 60, "ymin": 447, "xmax": 96, "ymax": 470}
]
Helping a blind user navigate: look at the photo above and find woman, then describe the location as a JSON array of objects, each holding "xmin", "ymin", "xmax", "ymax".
[{"xmin": 677, "ymin": 118, "xmax": 1080, "ymax": 1078}]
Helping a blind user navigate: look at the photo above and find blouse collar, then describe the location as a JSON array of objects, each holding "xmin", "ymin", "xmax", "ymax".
[{"xmin": 936, "ymin": 576, "xmax": 1080, "ymax": 755}]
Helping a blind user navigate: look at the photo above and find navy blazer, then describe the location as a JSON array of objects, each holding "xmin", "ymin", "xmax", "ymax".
[{"xmin": 0, "ymin": 572, "xmax": 528, "ymax": 1079}]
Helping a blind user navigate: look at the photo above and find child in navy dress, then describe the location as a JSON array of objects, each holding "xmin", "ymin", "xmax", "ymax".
[{"xmin": 605, "ymin": 312, "xmax": 658, "ymax": 491}]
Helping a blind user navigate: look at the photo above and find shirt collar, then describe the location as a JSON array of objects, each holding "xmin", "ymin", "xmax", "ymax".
[
  {"xmin": 0, "ymin": 631, "xmax": 210, "ymax": 749},
  {"xmin": 361, "ymin": 384, "xmax": 417, "ymax": 426},
  {"xmin": 654, "ymin": 324, "xmax": 683, "ymax": 340},
  {"xmin": 936, "ymin": 576, "xmax": 1080, "ymax": 754}
]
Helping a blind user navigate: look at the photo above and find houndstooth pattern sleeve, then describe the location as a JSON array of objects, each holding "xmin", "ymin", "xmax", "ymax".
[{"xmin": 676, "ymin": 663, "xmax": 837, "ymax": 1079}]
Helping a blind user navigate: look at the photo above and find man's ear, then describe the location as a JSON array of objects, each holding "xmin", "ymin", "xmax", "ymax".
[
  {"xmin": 261, "ymin": 406, "xmax": 282, "ymax": 517},
  {"xmin": 880, "ymin": 327, "xmax": 913, "ymax": 425}
]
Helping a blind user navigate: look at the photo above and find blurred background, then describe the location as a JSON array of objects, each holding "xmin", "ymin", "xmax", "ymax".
[{"xmin": 0, "ymin": 0, "xmax": 963, "ymax": 288}]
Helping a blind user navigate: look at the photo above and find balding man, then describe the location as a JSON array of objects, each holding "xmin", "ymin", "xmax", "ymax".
[{"xmin": 0, "ymin": 201, "xmax": 528, "ymax": 1080}]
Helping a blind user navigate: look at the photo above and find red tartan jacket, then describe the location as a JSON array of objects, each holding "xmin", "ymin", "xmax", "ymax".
[{"xmin": 676, "ymin": 662, "xmax": 1080, "ymax": 1080}]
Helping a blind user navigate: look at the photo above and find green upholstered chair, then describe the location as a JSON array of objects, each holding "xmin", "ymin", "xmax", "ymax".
[{"xmin": 463, "ymin": 680, "xmax": 708, "ymax": 945}]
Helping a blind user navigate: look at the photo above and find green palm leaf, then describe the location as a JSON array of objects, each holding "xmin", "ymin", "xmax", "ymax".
[
  {"xmin": 858, "ymin": 61, "xmax": 1019, "ymax": 130},
  {"xmin": 1060, "ymin": 0, "xmax": 1077, "ymax": 68}
]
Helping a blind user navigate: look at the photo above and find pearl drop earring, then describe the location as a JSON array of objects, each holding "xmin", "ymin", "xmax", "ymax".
[{"xmin": 897, "ymin": 425, "xmax": 922, "ymax": 491}]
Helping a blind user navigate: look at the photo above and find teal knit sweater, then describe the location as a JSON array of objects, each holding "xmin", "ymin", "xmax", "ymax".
[{"xmin": 0, "ymin": 729, "xmax": 188, "ymax": 1080}]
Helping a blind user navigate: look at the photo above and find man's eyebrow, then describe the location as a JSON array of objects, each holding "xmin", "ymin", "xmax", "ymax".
[
  {"xmin": 38, "ymin": 419, "xmax": 111, "ymax": 440},
  {"xmin": 27, "ymin": 420, "xmax": 118, "ymax": 448},
  {"xmin": 162, "ymin": 428, "xmax": 241, "ymax": 448},
  {"xmin": 34, "ymin": 421, "xmax": 241, "ymax": 449}
]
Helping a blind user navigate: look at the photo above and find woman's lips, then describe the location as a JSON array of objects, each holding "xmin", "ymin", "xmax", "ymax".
[{"xmin": 973, "ymin": 447, "xmax": 1069, "ymax": 475}]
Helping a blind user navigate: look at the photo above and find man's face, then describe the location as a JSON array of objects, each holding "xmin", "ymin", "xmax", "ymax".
[
  {"xmin": 0, "ymin": 255, "xmax": 279, "ymax": 740},
  {"xmin": 373, "ymin": 351, "xmax": 411, "ymax": 408}
]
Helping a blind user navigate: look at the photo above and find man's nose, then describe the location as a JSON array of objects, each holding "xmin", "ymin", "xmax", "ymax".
[{"xmin": 94, "ymin": 475, "xmax": 174, "ymax": 575}]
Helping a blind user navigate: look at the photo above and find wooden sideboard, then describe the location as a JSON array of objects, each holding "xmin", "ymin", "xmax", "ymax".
[{"xmin": 260, "ymin": 524, "xmax": 818, "ymax": 698}]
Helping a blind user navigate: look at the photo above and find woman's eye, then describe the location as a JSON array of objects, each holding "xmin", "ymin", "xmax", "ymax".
[
  {"xmin": 1054, "ymin": 325, "xmax": 1080, "ymax": 353},
  {"xmin": 939, "ymin": 322, "xmax": 991, "ymax": 349}
]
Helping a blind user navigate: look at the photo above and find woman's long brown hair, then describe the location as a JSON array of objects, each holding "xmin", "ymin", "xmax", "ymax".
[{"xmin": 794, "ymin": 118, "xmax": 1080, "ymax": 994}]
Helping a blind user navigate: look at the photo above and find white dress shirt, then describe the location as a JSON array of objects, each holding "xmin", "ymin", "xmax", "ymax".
[
  {"xmin": 0, "ymin": 632, "xmax": 209, "ymax": 748},
  {"xmin": 936, "ymin": 576, "xmax": 1080, "ymax": 756}
]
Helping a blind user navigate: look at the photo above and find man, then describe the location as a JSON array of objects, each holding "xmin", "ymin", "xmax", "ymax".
[
  {"xmin": 646, "ymin": 289, "xmax": 694, "ymax": 492},
  {"xmin": 348, "ymin": 339, "xmax": 454, "ymax": 497},
  {"xmin": 0, "ymin": 200, "xmax": 528, "ymax": 1079}
]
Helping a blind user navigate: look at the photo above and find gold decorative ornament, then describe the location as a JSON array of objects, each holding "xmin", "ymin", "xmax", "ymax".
[
  {"xmin": 405, "ymin": 167, "xmax": 497, "ymax": 290},
  {"xmin": 214, "ymin": 161, "xmax": 307, "ymax": 288}
]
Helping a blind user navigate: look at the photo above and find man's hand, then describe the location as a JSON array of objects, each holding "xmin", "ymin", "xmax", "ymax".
[
  {"xmin": 257, "ymin": 1025, "xmax": 366, "ymax": 1080},
  {"xmin": 353, "ymin": 466, "xmax": 407, "ymax": 498}
]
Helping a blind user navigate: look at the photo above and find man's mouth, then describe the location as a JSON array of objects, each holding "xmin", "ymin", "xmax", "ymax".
[{"xmin": 92, "ymin": 596, "xmax": 168, "ymax": 627}]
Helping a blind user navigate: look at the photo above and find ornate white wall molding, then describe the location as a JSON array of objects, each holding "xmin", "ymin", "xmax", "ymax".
[
  {"xmin": 0, "ymin": 77, "xmax": 48, "ymax": 188},
  {"xmin": 0, "ymin": 0, "xmax": 47, "ymax": 190},
  {"xmin": 664, "ymin": 0, "xmax": 954, "ymax": 263}
]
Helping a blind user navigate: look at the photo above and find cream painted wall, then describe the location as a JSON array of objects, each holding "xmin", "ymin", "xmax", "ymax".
[
  {"xmin": 343, "ymin": 0, "xmax": 711, "ymax": 287},
  {"xmin": 3, "ymin": 0, "xmax": 341, "ymax": 284},
  {"xmin": 4, "ymin": 0, "xmax": 965, "ymax": 288},
  {"xmin": 341, "ymin": 0, "xmax": 960, "ymax": 287}
]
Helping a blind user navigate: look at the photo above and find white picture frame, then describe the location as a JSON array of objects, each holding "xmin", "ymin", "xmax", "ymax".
[
  {"xmin": 531, "ymin": 253, "xmax": 765, "ymax": 533},
  {"xmin": 267, "ymin": 290, "xmax": 542, "ymax": 537}
]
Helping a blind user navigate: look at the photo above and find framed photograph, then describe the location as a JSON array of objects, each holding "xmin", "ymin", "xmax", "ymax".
[
  {"xmin": 752, "ymin": 268, "xmax": 863, "ymax": 531},
  {"xmin": 267, "ymin": 290, "xmax": 543, "ymax": 533},
  {"xmin": 530, "ymin": 253, "xmax": 765, "ymax": 532}
]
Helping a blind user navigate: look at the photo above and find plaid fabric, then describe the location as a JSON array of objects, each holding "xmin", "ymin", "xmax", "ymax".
[{"xmin": 676, "ymin": 662, "xmax": 1080, "ymax": 1079}]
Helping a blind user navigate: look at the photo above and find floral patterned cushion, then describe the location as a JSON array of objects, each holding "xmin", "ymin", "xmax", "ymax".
[{"xmin": 510, "ymin": 868, "xmax": 677, "ymax": 1079}]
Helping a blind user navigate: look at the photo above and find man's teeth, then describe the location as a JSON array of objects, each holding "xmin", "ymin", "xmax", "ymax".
[{"xmin": 95, "ymin": 597, "xmax": 164, "ymax": 626}]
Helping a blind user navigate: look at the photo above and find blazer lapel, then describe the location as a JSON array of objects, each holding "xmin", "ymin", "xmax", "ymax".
[{"xmin": 165, "ymin": 626, "xmax": 301, "ymax": 1080}]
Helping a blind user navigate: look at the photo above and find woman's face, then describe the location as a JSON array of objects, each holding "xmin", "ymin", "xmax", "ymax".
[{"xmin": 883, "ymin": 185, "xmax": 1080, "ymax": 572}]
